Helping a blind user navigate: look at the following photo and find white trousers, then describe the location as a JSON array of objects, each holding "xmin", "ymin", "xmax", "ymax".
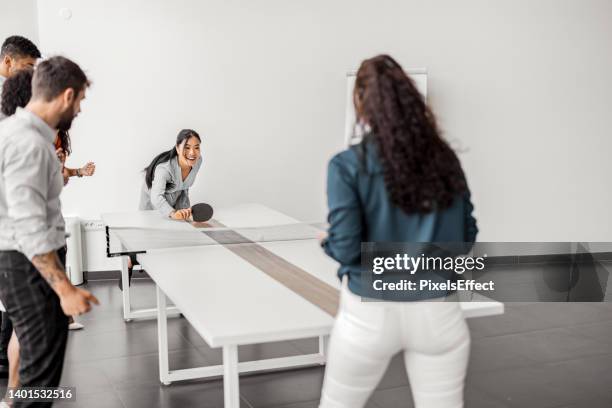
[{"xmin": 320, "ymin": 281, "xmax": 470, "ymax": 408}]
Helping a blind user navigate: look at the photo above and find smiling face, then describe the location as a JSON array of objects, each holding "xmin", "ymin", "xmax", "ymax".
[{"xmin": 176, "ymin": 135, "xmax": 201, "ymax": 168}]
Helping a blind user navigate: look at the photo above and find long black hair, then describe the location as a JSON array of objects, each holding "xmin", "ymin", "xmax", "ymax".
[
  {"xmin": 354, "ymin": 55, "xmax": 467, "ymax": 214},
  {"xmin": 144, "ymin": 129, "xmax": 201, "ymax": 189}
]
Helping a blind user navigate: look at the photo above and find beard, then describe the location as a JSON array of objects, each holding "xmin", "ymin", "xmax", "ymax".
[{"xmin": 57, "ymin": 107, "xmax": 76, "ymax": 132}]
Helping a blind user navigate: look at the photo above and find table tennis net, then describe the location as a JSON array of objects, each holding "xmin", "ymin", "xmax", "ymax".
[{"xmin": 106, "ymin": 221, "xmax": 327, "ymax": 255}]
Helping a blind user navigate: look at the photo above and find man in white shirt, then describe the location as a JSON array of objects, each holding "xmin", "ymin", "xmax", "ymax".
[
  {"xmin": 0, "ymin": 56, "xmax": 99, "ymax": 408},
  {"xmin": 0, "ymin": 35, "xmax": 41, "ymax": 381}
]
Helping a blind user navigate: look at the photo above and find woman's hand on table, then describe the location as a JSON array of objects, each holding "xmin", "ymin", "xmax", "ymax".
[{"xmin": 171, "ymin": 208, "xmax": 192, "ymax": 220}]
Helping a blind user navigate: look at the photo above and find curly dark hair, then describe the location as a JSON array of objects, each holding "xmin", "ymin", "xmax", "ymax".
[
  {"xmin": 1, "ymin": 35, "xmax": 41, "ymax": 59},
  {"xmin": 56, "ymin": 129, "xmax": 72, "ymax": 156},
  {"xmin": 354, "ymin": 55, "xmax": 467, "ymax": 214},
  {"xmin": 1, "ymin": 68, "xmax": 33, "ymax": 116}
]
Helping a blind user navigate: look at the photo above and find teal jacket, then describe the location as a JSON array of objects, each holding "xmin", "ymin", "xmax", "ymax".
[{"xmin": 322, "ymin": 138, "xmax": 478, "ymax": 299}]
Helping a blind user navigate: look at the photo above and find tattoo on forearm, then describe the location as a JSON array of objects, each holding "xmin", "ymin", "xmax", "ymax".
[{"xmin": 32, "ymin": 252, "xmax": 68, "ymax": 287}]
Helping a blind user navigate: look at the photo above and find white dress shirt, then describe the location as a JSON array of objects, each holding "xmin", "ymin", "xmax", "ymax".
[{"xmin": 0, "ymin": 108, "xmax": 65, "ymax": 260}]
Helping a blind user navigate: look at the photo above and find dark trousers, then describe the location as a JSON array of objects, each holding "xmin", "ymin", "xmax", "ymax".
[
  {"xmin": 0, "ymin": 311, "xmax": 12, "ymax": 361},
  {"xmin": 0, "ymin": 249, "xmax": 69, "ymax": 408}
]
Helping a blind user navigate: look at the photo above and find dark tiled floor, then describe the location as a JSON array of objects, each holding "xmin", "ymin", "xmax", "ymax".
[{"xmin": 2, "ymin": 279, "xmax": 612, "ymax": 407}]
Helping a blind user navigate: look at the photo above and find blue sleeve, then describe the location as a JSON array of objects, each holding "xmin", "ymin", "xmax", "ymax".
[
  {"xmin": 464, "ymin": 190, "xmax": 478, "ymax": 243},
  {"xmin": 322, "ymin": 155, "xmax": 363, "ymax": 266}
]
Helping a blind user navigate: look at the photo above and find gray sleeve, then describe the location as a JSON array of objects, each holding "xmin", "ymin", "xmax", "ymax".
[
  {"xmin": 3, "ymin": 142, "xmax": 60, "ymax": 260},
  {"xmin": 150, "ymin": 165, "xmax": 176, "ymax": 217},
  {"xmin": 175, "ymin": 189, "xmax": 191, "ymax": 210}
]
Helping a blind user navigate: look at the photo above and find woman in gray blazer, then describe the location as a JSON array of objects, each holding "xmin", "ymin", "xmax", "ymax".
[
  {"xmin": 119, "ymin": 129, "xmax": 203, "ymax": 290},
  {"xmin": 140, "ymin": 128, "xmax": 203, "ymax": 219}
]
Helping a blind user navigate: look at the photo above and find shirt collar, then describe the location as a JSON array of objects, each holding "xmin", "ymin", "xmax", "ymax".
[{"xmin": 15, "ymin": 107, "xmax": 57, "ymax": 144}]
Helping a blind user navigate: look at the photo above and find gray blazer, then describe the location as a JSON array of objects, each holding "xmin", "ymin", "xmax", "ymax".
[{"xmin": 139, "ymin": 156, "xmax": 202, "ymax": 217}]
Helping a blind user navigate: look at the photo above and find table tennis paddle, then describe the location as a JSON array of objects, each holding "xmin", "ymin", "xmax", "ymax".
[{"xmin": 192, "ymin": 203, "xmax": 214, "ymax": 222}]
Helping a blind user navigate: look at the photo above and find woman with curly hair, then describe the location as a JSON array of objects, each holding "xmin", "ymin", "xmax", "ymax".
[{"xmin": 319, "ymin": 55, "xmax": 478, "ymax": 408}]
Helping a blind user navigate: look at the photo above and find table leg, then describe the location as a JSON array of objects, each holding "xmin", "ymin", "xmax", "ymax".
[
  {"xmin": 156, "ymin": 284, "xmax": 171, "ymax": 385},
  {"xmin": 318, "ymin": 335, "xmax": 329, "ymax": 363},
  {"xmin": 121, "ymin": 256, "xmax": 132, "ymax": 321},
  {"xmin": 223, "ymin": 345, "xmax": 240, "ymax": 407}
]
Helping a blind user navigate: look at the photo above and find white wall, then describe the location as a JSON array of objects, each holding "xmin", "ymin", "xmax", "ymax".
[
  {"xmin": 0, "ymin": 0, "xmax": 38, "ymax": 46},
  {"xmin": 36, "ymin": 0, "xmax": 612, "ymax": 241}
]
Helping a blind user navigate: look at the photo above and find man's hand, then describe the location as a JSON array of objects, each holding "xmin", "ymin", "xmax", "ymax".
[
  {"xmin": 32, "ymin": 251, "xmax": 100, "ymax": 316},
  {"xmin": 171, "ymin": 208, "xmax": 192, "ymax": 220},
  {"xmin": 58, "ymin": 286, "xmax": 100, "ymax": 316}
]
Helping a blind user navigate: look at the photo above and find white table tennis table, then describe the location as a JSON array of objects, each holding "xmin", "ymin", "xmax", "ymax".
[{"xmin": 102, "ymin": 204, "xmax": 504, "ymax": 408}]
